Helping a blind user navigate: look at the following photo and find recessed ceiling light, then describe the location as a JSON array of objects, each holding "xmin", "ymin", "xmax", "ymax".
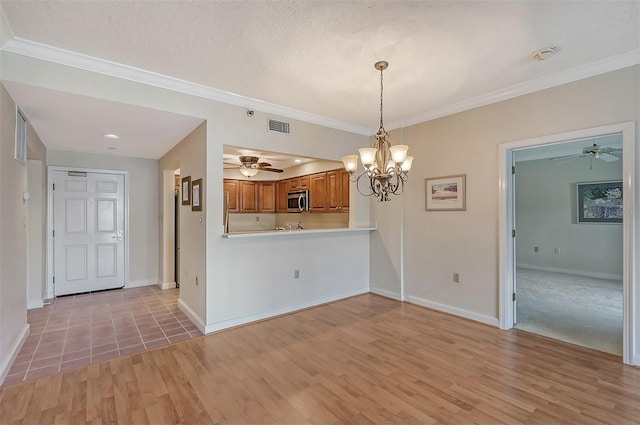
[
  {"xmin": 104, "ymin": 133, "xmax": 120, "ymax": 139},
  {"xmin": 532, "ymin": 47, "xmax": 557, "ymax": 61},
  {"xmin": 294, "ymin": 159, "xmax": 302, "ymax": 163}
]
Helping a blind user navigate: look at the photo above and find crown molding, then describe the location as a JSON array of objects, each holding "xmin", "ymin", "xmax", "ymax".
[
  {"xmin": 389, "ymin": 49, "xmax": 640, "ymax": 130},
  {"xmin": 0, "ymin": 37, "xmax": 372, "ymax": 136},
  {"xmin": 3, "ymin": 37, "xmax": 638, "ymax": 136}
]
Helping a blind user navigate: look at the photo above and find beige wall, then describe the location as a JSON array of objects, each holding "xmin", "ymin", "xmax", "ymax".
[
  {"xmin": 159, "ymin": 122, "xmax": 207, "ymax": 326},
  {"xmin": 515, "ymin": 157, "xmax": 623, "ymax": 278},
  {"xmin": 371, "ymin": 65, "xmax": 639, "ymax": 323},
  {"xmin": 47, "ymin": 150, "xmax": 160, "ymax": 286},
  {"xmin": 0, "ymin": 83, "xmax": 46, "ymax": 382}
]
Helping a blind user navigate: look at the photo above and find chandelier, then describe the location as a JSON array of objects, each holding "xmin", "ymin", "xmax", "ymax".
[{"xmin": 342, "ymin": 61, "xmax": 413, "ymax": 202}]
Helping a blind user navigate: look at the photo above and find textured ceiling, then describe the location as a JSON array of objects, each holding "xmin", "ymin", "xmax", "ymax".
[{"xmin": 1, "ymin": 1, "xmax": 638, "ymax": 158}]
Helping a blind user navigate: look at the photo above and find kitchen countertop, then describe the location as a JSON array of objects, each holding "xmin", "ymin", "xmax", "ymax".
[{"xmin": 222, "ymin": 227, "xmax": 376, "ymax": 238}]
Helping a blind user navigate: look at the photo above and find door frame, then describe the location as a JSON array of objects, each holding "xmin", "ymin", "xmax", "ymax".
[
  {"xmin": 46, "ymin": 166, "xmax": 130, "ymax": 298},
  {"xmin": 498, "ymin": 121, "xmax": 637, "ymax": 365}
]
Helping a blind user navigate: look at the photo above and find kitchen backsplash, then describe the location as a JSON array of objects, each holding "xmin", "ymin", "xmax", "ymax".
[
  {"xmin": 275, "ymin": 212, "xmax": 348, "ymax": 229},
  {"xmin": 227, "ymin": 212, "xmax": 348, "ymax": 232}
]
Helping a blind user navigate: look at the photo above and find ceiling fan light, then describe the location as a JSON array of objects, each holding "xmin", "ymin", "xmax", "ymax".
[{"xmin": 240, "ymin": 167, "xmax": 259, "ymax": 177}]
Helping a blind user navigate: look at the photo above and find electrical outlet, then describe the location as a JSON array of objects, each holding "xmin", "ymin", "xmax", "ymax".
[
  {"xmin": 534, "ymin": 246, "xmax": 539, "ymax": 252},
  {"xmin": 294, "ymin": 269, "xmax": 300, "ymax": 279},
  {"xmin": 554, "ymin": 248, "xmax": 560, "ymax": 254},
  {"xmin": 453, "ymin": 272, "xmax": 460, "ymax": 283},
  {"xmin": 256, "ymin": 216, "xmax": 260, "ymax": 222}
]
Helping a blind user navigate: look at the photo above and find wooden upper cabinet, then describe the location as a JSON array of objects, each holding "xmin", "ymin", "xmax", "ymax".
[
  {"xmin": 309, "ymin": 172, "xmax": 327, "ymax": 212},
  {"xmin": 327, "ymin": 169, "xmax": 350, "ymax": 213},
  {"xmin": 258, "ymin": 181, "xmax": 276, "ymax": 213},
  {"xmin": 340, "ymin": 170, "xmax": 350, "ymax": 212},
  {"xmin": 223, "ymin": 179, "xmax": 240, "ymax": 213},
  {"xmin": 289, "ymin": 175, "xmax": 309, "ymax": 191},
  {"xmin": 276, "ymin": 179, "xmax": 289, "ymax": 213},
  {"xmin": 239, "ymin": 180, "xmax": 258, "ymax": 213}
]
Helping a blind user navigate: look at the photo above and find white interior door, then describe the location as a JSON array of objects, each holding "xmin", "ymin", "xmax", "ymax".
[{"xmin": 53, "ymin": 170, "xmax": 125, "ymax": 296}]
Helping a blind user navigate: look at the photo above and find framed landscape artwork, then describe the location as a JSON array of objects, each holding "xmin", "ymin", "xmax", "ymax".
[
  {"xmin": 577, "ymin": 180, "xmax": 622, "ymax": 223},
  {"xmin": 425, "ymin": 174, "xmax": 466, "ymax": 211},
  {"xmin": 192, "ymin": 178, "xmax": 203, "ymax": 212},
  {"xmin": 181, "ymin": 176, "xmax": 191, "ymax": 205}
]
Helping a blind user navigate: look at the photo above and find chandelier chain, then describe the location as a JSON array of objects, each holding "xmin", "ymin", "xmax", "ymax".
[{"xmin": 379, "ymin": 67, "xmax": 384, "ymax": 131}]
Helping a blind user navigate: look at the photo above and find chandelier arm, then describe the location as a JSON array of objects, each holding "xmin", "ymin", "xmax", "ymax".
[{"xmin": 355, "ymin": 171, "xmax": 375, "ymax": 197}]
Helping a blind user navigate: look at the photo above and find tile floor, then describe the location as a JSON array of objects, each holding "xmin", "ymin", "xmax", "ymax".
[{"xmin": 2, "ymin": 286, "xmax": 202, "ymax": 386}]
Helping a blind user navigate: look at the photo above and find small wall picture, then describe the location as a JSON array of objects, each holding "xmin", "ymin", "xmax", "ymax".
[
  {"xmin": 577, "ymin": 181, "xmax": 622, "ymax": 223},
  {"xmin": 192, "ymin": 178, "xmax": 203, "ymax": 212},
  {"xmin": 425, "ymin": 174, "xmax": 466, "ymax": 211},
  {"xmin": 181, "ymin": 176, "xmax": 191, "ymax": 205}
]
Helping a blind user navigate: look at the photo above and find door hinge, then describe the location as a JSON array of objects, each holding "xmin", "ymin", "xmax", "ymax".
[
  {"xmin": 53, "ymin": 183, "xmax": 55, "ymax": 190},
  {"xmin": 512, "ymin": 165, "xmax": 516, "ymax": 175},
  {"xmin": 512, "ymin": 229, "xmax": 516, "ymax": 238},
  {"xmin": 513, "ymin": 292, "xmax": 516, "ymax": 301},
  {"xmin": 53, "ymin": 276, "xmax": 55, "ymax": 284},
  {"xmin": 53, "ymin": 230, "xmax": 55, "ymax": 237}
]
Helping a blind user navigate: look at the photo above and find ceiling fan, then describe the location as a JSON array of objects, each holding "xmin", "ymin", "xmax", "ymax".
[
  {"xmin": 550, "ymin": 142, "xmax": 621, "ymax": 168},
  {"xmin": 224, "ymin": 155, "xmax": 284, "ymax": 177}
]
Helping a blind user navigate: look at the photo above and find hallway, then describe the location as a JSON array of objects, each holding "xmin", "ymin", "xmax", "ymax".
[{"xmin": 3, "ymin": 287, "xmax": 201, "ymax": 386}]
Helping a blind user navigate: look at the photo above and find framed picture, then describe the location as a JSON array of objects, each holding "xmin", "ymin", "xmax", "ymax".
[
  {"xmin": 181, "ymin": 176, "xmax": 191, "ymax": 205},
  {"xmin": 192, "ymin": 178, "xmax": 203, "ymax": 212},
  {"xmin": 425, "ymin": 174, "xmax": 466, "ymax": 211},
  {"xmin": 577, "ymin": 181, "xmax": 622, "ymax": 223}
]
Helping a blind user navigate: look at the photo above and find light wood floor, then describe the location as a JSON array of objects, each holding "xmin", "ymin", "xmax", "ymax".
[{"xmin": 1, "ymin": 294, "xmax": 639, "ymax": 424}]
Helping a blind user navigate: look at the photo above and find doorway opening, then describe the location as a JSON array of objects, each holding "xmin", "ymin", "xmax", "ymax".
[
  {"xmin": 498, "ymin": 122, "xmax": 637, "ymax": 365},
  {"xmin": 512, "ymin": 135, "xmax": 623, "ymax": 355}
]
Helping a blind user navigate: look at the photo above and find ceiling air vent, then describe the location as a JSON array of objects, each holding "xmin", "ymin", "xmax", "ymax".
[{"xmin": 268, "ymin": 118, "xmax": 290, "ymax": 135}]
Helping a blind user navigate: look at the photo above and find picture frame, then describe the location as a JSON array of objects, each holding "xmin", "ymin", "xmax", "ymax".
[
  {"xmin": 425, "ymin": 174, "xmax": 466, "ymax": 211},
  {"xmin": 577, "ymin": 180, "xmax": 622, "ymax": 223},
  {"xmin": 181, "ymin": 176, "xmax": 191, "ymax": 205},
  {"xmin": 191, "ymin": 178, "xmax": 203, "ymax": 212}
]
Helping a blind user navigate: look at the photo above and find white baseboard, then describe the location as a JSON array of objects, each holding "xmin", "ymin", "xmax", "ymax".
[
  {"xmin": 27, "ymin": 299, "xmax": 44, "ymax": 310},
  {"xmin": 126, "ymin": 279, "xmax": 158, "ymax": 289},
  {"xmin": 157, "ymin": 281, "xmax": 176, "ymax": 290},
  {"xmin": 517, "ymin": 263, "xmax": 623, "ymax": 281},
  {"xmin": 0, "ymin": 324, "xmax": 30, "ymax": 385},
  {"xmin": 204, "ymin": 287, "xmax": 370, "ymax": 334},
  {"xmin": 177, "ymin": 298, "xmax": 206, "ymax": 333},
  {"xmin": 405, "ymin": 295, "xmax": 500, "ymax": 327},
  {"xmin": 370, "ymin": 287, "xmax": 402, "ymax": 301}
]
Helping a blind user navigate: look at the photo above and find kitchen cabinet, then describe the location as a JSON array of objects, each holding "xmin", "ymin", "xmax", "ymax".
[
  {"xmin": 309, "ymin": 172, "xmax": 327, "ymax": 212},
  {"xmin": 289, "ymin": 175, "xmax": 309, "ymax": 191},
  {"xmin": 258, "ymin": 181, "xmax": 276, "ymax": 213},
  {"xmin": 223, "ymin": 179, "xmax": 239, "ymax": 213},
  {"xmin": 327, "ymin": 169, "xmax": 350, "ymax": 212},
  {"xmin": 239, "ymin": 181, "xmax": 258, "ymax": 213},
  {"xmin": 276, "ymin": 179, "xmax": 289, "ymax": 213},
  {"xmin": 225, "ymin": 179, "xmax": 258, "ymax": 213}
]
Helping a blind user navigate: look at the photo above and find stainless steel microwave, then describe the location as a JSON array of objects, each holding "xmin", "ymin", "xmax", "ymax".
[{"xmin": 287, "ymin": 190, "xmax": 309, "ymax": 213}]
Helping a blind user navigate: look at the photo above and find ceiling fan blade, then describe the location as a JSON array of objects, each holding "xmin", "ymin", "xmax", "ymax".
[
  {"xmin": 599, "ymin": 153, "xmax": 619, "ymax": 162},
  {"xmin": 223, "ymin": 161, "xmax": 239, "ymax": 166},
  {"xmin": 555, "ymin": 155, "xmax": 586, "ymax": 165},
  {"xmin": 260, "ymin": 167, "xmax": 284, "ymax": 173},
  {"xmin": 550, "ymin": 154, "xmax": 584, "ymax": 161},
  {"xmin": 258, "ymin": 162, "xmax": 272, "ymax": 168}
]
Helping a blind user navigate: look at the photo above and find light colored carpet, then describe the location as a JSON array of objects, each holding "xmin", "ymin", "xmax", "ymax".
[{"xmin": 515, "ymin": 268, "xmax": 622, "ymax": 355}]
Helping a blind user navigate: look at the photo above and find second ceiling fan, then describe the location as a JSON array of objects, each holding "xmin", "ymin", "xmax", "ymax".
[
  {"xmin": 550, "ymin": 142, "xmax": 621, "ymax": 168},
  {"xmin": 224, "ymin": 155, "xmax": 284, "ymax": 177}
]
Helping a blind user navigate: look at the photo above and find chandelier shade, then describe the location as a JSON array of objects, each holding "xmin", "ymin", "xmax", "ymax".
[{"xmin": 342, "ymin": 61, "xmax": 412, "ymax": 202}]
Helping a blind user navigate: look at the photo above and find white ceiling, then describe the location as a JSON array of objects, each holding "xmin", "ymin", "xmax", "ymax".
[{"xmin": 1, "ymin": 1, "xmax": 638, "ymax": 159}]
